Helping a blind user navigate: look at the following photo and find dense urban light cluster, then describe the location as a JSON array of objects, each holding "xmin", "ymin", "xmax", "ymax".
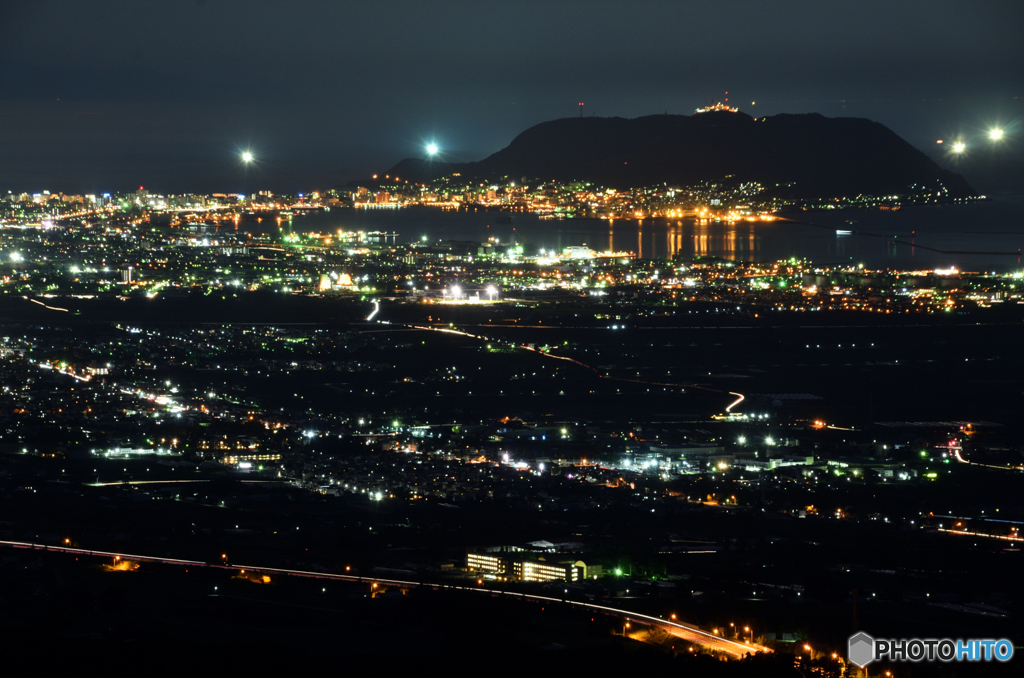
[{"xmin": 2, "ymin": 182, "xmax": 1022, "ymax": 669}]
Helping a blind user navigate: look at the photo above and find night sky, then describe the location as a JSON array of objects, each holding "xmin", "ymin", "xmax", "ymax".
[{"xmin": 2, "ymin": 0, "xmax": 1021, "ymax": 194}]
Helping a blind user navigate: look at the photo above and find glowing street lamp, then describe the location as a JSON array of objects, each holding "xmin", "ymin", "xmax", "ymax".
[
  {"xmin": 989, "ymin": 128, "xmax": 1005, "ymax": 142},
  {"xmin": 426, "ymin": 143, "xmax": 439, "ymax": 156},
  {"xmin": 241, "ymin": 151, "xmax": 255, "ymax": 163},
  {"xmin": 451, "ymin": 285, "xmax": 461, "ymax": 300},
  {"xmin": 486, "ymin": 285, "xmax": 498, "ymax": 301},
  {"xmin": 951, "ymin": 141, "xmax": 966, "ymax": 154}
]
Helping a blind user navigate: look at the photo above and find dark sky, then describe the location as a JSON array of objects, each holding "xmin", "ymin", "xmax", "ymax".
[{"xmin": 2, "ymin": 0, "xmax": 1021, "ymax": 194}]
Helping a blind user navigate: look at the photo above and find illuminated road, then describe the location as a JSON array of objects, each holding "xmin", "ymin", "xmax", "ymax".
[
  {"xmin": 366, "ymin": 300, "xmax": 380, "ymax": 321},
  {"xmin": 0, "ymin": 539, "xmax": 765, "ymax": 658},
  {"xmin": 937, "ymin": 527, "xmax": 1024, "ymax": 542},
  {"xmin": 951, "ymin": 446, "xmax": 1023, "ymax": 471},
  {"xmin": 361, "ymin": 303, "xmax": 747, "ymax": 412},
  {"xmin": 27, "ymin": 297, "xmax": 69, "ymax": 312},
  {"xmin": 725, "ymin": 392, "xmax": 744, "ymax": 412}
]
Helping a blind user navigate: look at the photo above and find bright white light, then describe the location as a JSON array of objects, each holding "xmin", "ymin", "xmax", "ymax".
[
  {"xmin": 241, "ymin": 151, "xmax": 254, "ymax": 163},
  {"xmin": 951, "ymin": 141, "xmax": 966, "ymax": 154},
  {"xmin": 451, "ymin": 285, "xmax": 461, "ymax": 299},
  {"xmin": 426, "ymin": 143, "xmax": 439, "ymax": 156},
  {"xmin": 9, "ymin": 252, "xmax": 22, "ymax": 263},
  {"xmin": 989, "ymin": 128, "xmax": 1004, "ymax": 141}
]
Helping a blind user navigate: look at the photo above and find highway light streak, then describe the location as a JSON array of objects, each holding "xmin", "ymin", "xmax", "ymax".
[
  {"xmin": 36, "ymin": 361, "xmax": 91, "ymax": 382},
  {"xmin": 366, "ymin": 300, "xmax": 380, "ymax": 321},
  {"xmin": 0, "ymin": 539, "xmax": 765, "ymax": 658},
  {"xmin": 87, "ymin": 479, "xmax": 212, "ymax": 487},
  {"xmin": 27, "ymin": 297, "xmax": 69, "ymax": 312},
  {"xmin": 937, "ymin": 528, "xmax": 1023, "ymax": 542},
  {"xmin": 950, "ymin": 446, "xmax": 1021, "ymax": 470},
  {"xmin": 388, "ymin": 312, "xmax": 745, "ymax": 404}
]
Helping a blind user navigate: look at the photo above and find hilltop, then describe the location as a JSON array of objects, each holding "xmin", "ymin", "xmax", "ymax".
[{"xmin": 387, "ymin": 111, "xmax": 974, "ymax": 200}]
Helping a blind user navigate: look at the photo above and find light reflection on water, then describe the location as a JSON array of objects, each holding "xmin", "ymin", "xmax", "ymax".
[{"xmin": 245, "ymin": 198, "xmax": 1024, "ymax": 272}]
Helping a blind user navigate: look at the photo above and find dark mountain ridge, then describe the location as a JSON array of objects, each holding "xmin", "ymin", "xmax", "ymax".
[{"xmin": 388, "ymin": 112, "xmax": 974, "ymax": 199}]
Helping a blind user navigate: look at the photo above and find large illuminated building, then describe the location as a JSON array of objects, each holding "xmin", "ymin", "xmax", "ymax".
[{"xmin": 467, "ymin": 552, "xmax": 597, "ymax": 582}]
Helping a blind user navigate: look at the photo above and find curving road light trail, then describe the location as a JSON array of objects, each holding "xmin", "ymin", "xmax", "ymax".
[
  {"xmin": 0, "ymin": 539, "xmax": 766, "ymax": 658},
  {"xmin": 366, "ymin": 300, "xmax": 380, "ymax": 321},
  {"xmin": 363, "ymin": 301, "xmax": 746, "ymax": 410},
  {"xmin": 725, "ymin": 392, "xmax": 744, "ymax": 412}
]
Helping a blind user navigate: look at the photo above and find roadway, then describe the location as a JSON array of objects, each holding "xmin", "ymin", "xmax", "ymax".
[
  {"xmin": 360, "ymin": 301, "xmax": 748, "ymax": 411},
  {"xmin": 0, "ymin": 539, "xmax": 766, "ymax": 658}
]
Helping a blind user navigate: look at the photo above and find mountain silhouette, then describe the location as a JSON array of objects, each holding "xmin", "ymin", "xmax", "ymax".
[{"xmin": 387, "ymin": 112, "xmax": 974, "ymax": 200}]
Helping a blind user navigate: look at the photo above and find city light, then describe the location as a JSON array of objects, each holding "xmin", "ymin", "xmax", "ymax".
[{"xmin": 0, "ymin": 4, "xmax": 1019, "ymax": 662}]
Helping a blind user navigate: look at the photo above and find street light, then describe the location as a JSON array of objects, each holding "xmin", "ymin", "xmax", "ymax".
[
  {"xmin": 426, "ymin": 143, "xmax": 439, "ymax": 156},
  {"xmin": 486, "ymin": 285, "xmax": 498, "ymax": 301},
  {"xmin": 989, "ymin": 128, "xmax": 1005, "ymax": 142},
  {"xmin": 241, "ymin": 151, "xmax": 254, "ymax": 164}
]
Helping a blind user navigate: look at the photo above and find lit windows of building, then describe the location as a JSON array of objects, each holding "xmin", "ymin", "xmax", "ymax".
[
  {"xmin": 467, "ymin": 553, "xmax": 504, "ymax": 574},
  {"xmin": 467, "ymin": 552, "xmax": 589, "ymax": 582}
]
